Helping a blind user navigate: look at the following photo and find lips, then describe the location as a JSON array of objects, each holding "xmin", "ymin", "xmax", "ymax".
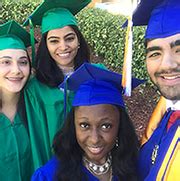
[
  {"xmin": 157, "ymin": 73, "xmax": 180, "ymax": 86},
  {"xmin": 57, "ymin": 52, "xmax": 70, "ymax": 58},
  {"xmin": 6, "ymin": 77, "xmax": 23, "ymax": 81},
  {"xmin": 162, "ymin": 75, "xmax": 180, "ymax": 80},
  {"xmin": 87, "ymin": 146, "xmax": 103, "ymax": 155}
]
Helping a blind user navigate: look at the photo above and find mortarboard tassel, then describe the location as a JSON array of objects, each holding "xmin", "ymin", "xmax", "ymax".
[
  {"xmin": 141, "ymin": 96, "xmax": 166, "ymax": 146},
  {"xmin": 28, "ymin": 18, "xmax": 35, "ymax": 68},
  {"xmin": 122, "ymin": 2, "xmax": 133, "ymax": 96}
]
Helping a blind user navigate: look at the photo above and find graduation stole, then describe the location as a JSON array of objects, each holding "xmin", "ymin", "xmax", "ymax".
[{"xmin": 141, "ymin": 96, "xmax": 166, "ymax": 146}]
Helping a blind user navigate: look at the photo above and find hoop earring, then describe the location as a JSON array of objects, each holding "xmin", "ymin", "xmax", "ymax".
[{"xmin": 115, "ymin": 138, "xmax": 119, "ymax": 148}]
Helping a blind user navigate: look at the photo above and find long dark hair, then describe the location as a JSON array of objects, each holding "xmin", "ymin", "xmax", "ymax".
[
  {"xmin": 53, "ymin": 106, "xmax": 139, "ymax": 181},
  {"xmin": 35, "ymin": 25, "xmax": 91, "ymax": 87},
  {"xmin": 17, "ymin": 51, "xmax": 31, "ymax": 129}
]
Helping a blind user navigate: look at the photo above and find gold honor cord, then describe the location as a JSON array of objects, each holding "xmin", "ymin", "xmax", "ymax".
[{"xmin": 122, "ymin": 0, "xmax": 133, "ymax": 96}]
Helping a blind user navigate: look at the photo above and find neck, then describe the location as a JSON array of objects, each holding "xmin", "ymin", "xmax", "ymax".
[
  {"xmin": 58, "ymin": 65, "xmax": 74, "ymax": 76},
  {"xmin": 1, "ymin": 90, "xmax": 20, "ymax": 122},
  {"xmin": 83, "ymin": 154, "xmax": 112, "ymax": 176}
]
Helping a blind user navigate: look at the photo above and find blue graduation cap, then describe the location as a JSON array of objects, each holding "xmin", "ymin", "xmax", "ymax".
[
  {"xmin": 59, "ymin": 63, "xmax": 145, "ymax": 109},
  {"xmin": 126, "ymin": 0, "xmax": 180, "ymax": 39}
]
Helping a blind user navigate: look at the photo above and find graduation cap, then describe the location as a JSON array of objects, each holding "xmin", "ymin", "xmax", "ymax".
[
  {"xmin": 129, "ymin": 0, "xmax": 180, "ymax": 39},
  {"xmin": 23, "ymin": 0, "xmax": 91, "ymax": 34},
  {"xmin": 59, "ymin": 63, "xmax": 145, "ymax": 109},
  {"xmin": 0, "ymin": 20, "xmax": 32, "ymax": 50}
]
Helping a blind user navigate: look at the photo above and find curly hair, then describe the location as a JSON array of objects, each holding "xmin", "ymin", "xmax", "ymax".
[
  {"xmin": 35, "ymin": 25, "xmax": 91, "ymax": 87},
  {"xmin": 53, "ymin": 106, "xmax": 139, "ymax": 181}
]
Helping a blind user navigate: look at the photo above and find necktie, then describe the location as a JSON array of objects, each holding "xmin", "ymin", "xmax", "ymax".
[{"xmin": 167, "ymin": 110, "xmax": 180, "ymax": 130}]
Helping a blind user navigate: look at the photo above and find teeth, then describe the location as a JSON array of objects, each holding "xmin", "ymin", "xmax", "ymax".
[
  {"xmin": 7, "ymin": 77, "xmax": 22, "ymax": 81},
  {"xmin": 88, "ymin": 147, "xmax": 102, "ymax": 154},
  {"xmin": 57, "ymin": 53, "xmax": 69, "ymax": 57},
  {"xmin": 163, "ymin": 75, "xmax": 180, "ymax": 80}
]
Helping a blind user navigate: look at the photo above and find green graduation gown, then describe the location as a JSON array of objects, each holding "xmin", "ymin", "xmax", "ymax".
[
  {"xmin": 24, "ymin": 77, "xmax": 74, "ymax": 170},
  {"xmin": 0, "ymin": 113, "xmax": 33, "ymax": 181}
]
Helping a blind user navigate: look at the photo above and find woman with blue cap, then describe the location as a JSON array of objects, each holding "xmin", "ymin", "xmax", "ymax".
[
  {"xmin": 0, "ymin": 20, "xmax": 33, "ymax": 181},
  {"xmin": 31, "ymin": 63, "xmax": 144, "ymax": 181},
  {"xmin": 23, "ymin": 0, "xmax": 105, "ymax": 170},
  {"xmin": 129, "ymin": 0, "xmax": 180, "ymax": 180}
]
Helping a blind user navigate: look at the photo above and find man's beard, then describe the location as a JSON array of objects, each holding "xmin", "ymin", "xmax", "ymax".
[{"xmin": 153, "ymin": 80, "xmax": 180, "ymax": 100}]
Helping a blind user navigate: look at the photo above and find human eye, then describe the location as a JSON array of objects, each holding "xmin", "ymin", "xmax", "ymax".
[
  {"xmin": 101, "ymin": 123, "xmax": 112, "ymax": 130},
  {"xmin": 48, "ymin": 39, "xmax": 59, "ymax": 44},
  {"xmin": 19, "ymin": 59, "xmax": 29, "ymax": 66},
  {"xmin": 65, "ymin": 36, "xmax": 75, "ymax": 42},
  {"xmin": 79, "ymin": 122, "xmax": 89, "ymax": 129},
  {"xmin": 0, "ymin": 59, "xmax": 11, "ymax": 65},
  {"xmin": 147, "ymin": 51, "xmax": 161, "ymax": 59}
]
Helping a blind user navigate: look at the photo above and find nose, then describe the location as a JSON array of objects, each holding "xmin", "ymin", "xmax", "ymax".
[
  {"xmin": 90, "ymin": 129, "xmax": 100, "ymax": 145},
  {"xmin": 59, "ymin": 40, "xmax": 68, "ymax": 51},
  {"xmin": 160, "ymin": 53, "xmax": 178, "ymax": 70},
  {"xmin": 11, "ymin": 63, "xmax": 21, "ymax": 74}
]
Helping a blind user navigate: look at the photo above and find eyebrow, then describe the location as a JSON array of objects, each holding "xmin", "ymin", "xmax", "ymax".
[
  {"xmin": 19, "ymin": 56, "xmax": 28, "ymax": 59},
  {"xmin": 146, "ymin": 46, "xmax": 162, "ymax": 54},
  {"xmin": 170, "ymin": 39, "xmax": 180, "ymax": 48},
  {"xmin": 0, "ymin": 56, "xmax": 28, "ymax": 60},
  {"xmin": 0, "ymin": 56, "xmax": 11, "ymax": 59},
  {"xmin": 47, "ymin": 32, "xmax": 76, "ymax": 40}
]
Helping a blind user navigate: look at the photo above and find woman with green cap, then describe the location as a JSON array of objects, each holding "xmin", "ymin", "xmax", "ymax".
[
  {"xmin": 23, "ymin": 0, "xmax": 105, "ymax": 170},
  {"xmin": 0, "ymin": 20, "xmax": 33, "ymax": 181}
]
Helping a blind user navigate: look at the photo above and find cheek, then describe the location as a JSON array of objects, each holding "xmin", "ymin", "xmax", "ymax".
[
  {"xmin": 24, "ymin": 66, "xmax": 30, "ymax": 74},
  {"xmin": 146, "ymin": 61, "xmax": 157, "ymax": 75},
  {"xmin": 75, "ymin": 125, "xmax": 84, "ymax": 144},
  {"xmin": 75, "ymin": 130, "xmax": 86, "ymax": 149},
  {"xmin": 72, "ymin": 39, "xmax": 79, "ymax": 50}
]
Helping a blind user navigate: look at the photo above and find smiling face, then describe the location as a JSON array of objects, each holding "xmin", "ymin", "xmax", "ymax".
[
  {"xmin": 0, "ymin": 49, "xmax": 30, "ymax": 94},
  {"xmin": 46, "ymin": 26, "xmax": 79, "ymax": 69},
  {"xmin": 146, "ymin": 33, "xmax": 180, "ymax": 100},
  {"xmin": 75, "ymin": 104, "xmax": 120, "ymax": 165}
]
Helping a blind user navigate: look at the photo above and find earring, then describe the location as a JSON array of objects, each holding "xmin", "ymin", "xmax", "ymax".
[
  {"xmin": 78, "ymin": 44, "xmax": 80, "ymax": 49},
  {"xmin": 115, "ymin": 138, "xmax": 119, "ymax": 148}
]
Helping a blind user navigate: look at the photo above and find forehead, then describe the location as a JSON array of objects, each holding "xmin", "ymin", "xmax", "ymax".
[
  {"xmin": 47, "ymin": 26, "xmax": 76, "ymax": 37},
  {"xmin": 0, "ymin": 49, "xmax": 27, "ymax": 57},
  {"xmin": 75, "ymin": 104, "xmax": 119, "ymax": 119},
  {"xmin": 147, "ymin": 33, "xmax": 180, "ymax": 48}
]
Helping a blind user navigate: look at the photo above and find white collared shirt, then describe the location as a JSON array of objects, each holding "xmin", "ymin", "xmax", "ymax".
[{"xmin": 166, "ymin": 99, "xmax": 180, "ymax": 110}]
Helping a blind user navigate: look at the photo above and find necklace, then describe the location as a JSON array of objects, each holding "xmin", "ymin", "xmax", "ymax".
[{"xmin": 83, "ymin": 154, "xmax": 112, "ymax": 176}]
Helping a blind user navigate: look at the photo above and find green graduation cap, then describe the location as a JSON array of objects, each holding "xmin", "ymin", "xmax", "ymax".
[
  {"xmin": 0, "ymin": 20, "xmax": 32, "ymax": 50},
  {"xmin": 24, "ymin": 0, "xmax": 91, "ymax": 34}
]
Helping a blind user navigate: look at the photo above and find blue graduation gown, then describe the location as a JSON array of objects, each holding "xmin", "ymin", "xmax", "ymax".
[
  {"xmin": 137, "ymin": 109, "xmax": 180, "ymax": 181},
  {"xmin": 31, "ymin": 157, "xmax": 118, "ymax": 181}
]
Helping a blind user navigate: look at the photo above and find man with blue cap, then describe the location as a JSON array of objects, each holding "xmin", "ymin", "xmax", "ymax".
[
  {"xmin": 31, "ymin": 63, "xmax": 144, "ymax": 181},
  {"xmin": 131, "ymin": 0, "xmax": 180, "ymax": 180}
]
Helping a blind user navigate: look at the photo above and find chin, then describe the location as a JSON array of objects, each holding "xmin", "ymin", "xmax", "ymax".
[{"xmin": 159, "ymin": 89, "xmax": 180, "ymax": 100}]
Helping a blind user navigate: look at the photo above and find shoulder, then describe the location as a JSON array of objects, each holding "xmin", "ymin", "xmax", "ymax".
[
  {"xmin": 31, "ymin": 157, "xmax": 59, "ymax": 181},
  {"xmin": 25, "ymin": 76, "xmax": 51, "ymax": 91},
  {"xmin": 24, "ymin": 76, "xmax": 65, "ymax": 103}
]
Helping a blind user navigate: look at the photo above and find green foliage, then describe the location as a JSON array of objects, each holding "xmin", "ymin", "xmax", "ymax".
[
  {"xmin": 1, "ymin": 0, "xmax": 39, "ymax": 24},
  {"xmin": 1, "ymin": 1, "xmax": 148, "ymax": 79},
  {"xmin": 77, "ymin": 8, "xmax": 148, "ymax": 79}
]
